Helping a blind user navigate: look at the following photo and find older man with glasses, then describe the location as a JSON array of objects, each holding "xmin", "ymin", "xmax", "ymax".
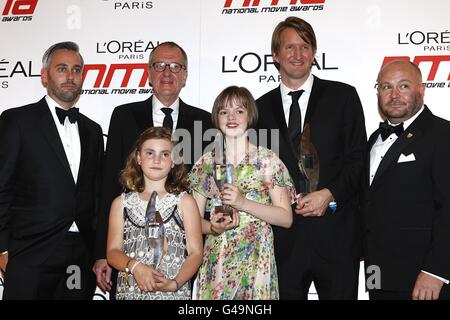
[{"xmin": 92, "ymin": 42, "xmax": 212, "ymax": 298}]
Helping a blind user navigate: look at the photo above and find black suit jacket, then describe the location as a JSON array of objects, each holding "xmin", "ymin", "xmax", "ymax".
[
  {"xmin": 362, "ymin": 106, "xmax": 450, "ymax": 291},
  {"xmin": 94, "ymin": 96, "xmax": 212, "ymax": 258},
  {"xmin": 0, "ymin": 98, "xmax": 104, "ymax": 266},
  {"xmin": 256, "ymin": 76, "xmax": 367, "ymax": 264}
]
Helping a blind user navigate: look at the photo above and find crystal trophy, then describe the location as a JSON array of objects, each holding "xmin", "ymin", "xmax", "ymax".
[
  {"xmin": 298, "ymin": 124, "xmax": 336, "ymax": 213},
  {"xmin": 212, "ymin": 132, "xmax": 234, "ymax": 218},
  {"xmin": 298, "ymin": 124, "xmax": 319, "ymax": 194},
  {"xmin": 144, "ymin": 191, "xmax": 166, "ymax": 268},
  {"xmin": 212, "ymin": 163, "xmax": 234, "ymax": 217}
]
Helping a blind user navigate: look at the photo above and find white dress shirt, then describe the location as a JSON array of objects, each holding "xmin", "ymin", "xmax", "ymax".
[
  {"xmin": 45, "ymin": 96, "xmax": 81, "ymax": 232},
  {"xmin": 369, "ymin": 106, "xmax": 449, "ymax": 284},
  {"xmin": 369, "ymin": 107, "xmax": 423, "ymax": 185},
  {"xmin": 280, "ymin": 73, "xmax": 314, "ymax": 132},
  {"xmin": 152, "ymin": 96, "xmax": 179, "ymax": 132}
]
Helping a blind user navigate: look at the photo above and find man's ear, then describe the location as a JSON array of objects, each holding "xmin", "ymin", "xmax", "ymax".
[
  {"xmin": 41, "ymin": 68, "xmax": 48, "ymax": 87},
  {"xmin": 419, "ymin": 82, "xmax": 425, "ymax": 98},
  {"xmin": 272, "ymin": 52, "xmax": 279, "ymax": 64},
  {"xmin": 181, "ymin": 69, "xmax": 188, "ymax": 88},
  {"xmin": 148, "ymin": 67, "xmax": 153, "ymax": 87}
]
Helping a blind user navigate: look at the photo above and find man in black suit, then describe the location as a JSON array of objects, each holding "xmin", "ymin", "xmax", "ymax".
[
  {"xmin": 0, "ymin": 42, "xmax": 104, "ymax": 299},
  {"xmin": 362, "ymin": 60, "xmax": 450, "ymax": 300},
  {"xmin": 92, "ymin": 42, "xmax": 213, "ymax": 294},
  {"xmin": 256, "ymin": 17, "xmax": 367, "ymax": 299}
]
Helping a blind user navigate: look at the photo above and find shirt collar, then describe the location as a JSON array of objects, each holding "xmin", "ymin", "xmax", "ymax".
[
  {"xmin": 280, "ymin": 73, "xmax": 314, "ymax": 97},
  {"xmin": 45, "ymin": 95, "xmax": 76, "ymax": 110},
  {"xmin": 152, "ymin": 95, "xmax": 179, "ymax": 115}
]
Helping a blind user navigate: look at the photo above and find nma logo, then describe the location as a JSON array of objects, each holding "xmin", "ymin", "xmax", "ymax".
[
  {"xmin": 224, "ymin": 0, "xmax": 325, "ymax": 7},
  {"xmin": 222, "ymin": 0, "xmax": 325, "ymax": 14},
  {"xmin": 81, "ymin": 63, "xmax": 153, "ymax": 95},
  {"xmin": 381, "ymin": 55, "xmax": 450, "ymax": 89},
  {"xmin": 382, "ymin": 55, "xmax": 450, "ymax": 81}
]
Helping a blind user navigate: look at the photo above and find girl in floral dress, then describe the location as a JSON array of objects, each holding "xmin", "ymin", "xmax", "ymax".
[
  {"xmin": 190, "ymin": 86, "xmax": 296, "ymax": 299},
  {"xmin": 107, "ymin": 127, "xmax": 203, "ymax": 300}
]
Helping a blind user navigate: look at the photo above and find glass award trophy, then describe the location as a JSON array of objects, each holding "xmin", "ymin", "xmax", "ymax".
[
  {"xmin": 144, "ymin": 191, "xmax": 166, "ymax": 268},
  {"xmin": 298, "ymin": 124, "xmax": 336, "ymax": 212},
  {"xmin": 298, "ymin": 124, "xmax": 319, "ymax": 194},
  {"xmin": 212, "ymin": 132, "xmax": 234, "ymax": 218}
]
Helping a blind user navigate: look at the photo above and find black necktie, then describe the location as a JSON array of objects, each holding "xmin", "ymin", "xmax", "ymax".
[
  {"xmin": 55, "ymin": 107, "xmax": 79, "ymax": 124},
  {"xmin": 161, "ymin": 107, "xmax": 174, "ymax": 131},
  {"xmin": 379, "ymin": 120, "xmax": 404, "ymax": 141},
  {"xmin": 288, "ymin": 90, "xmax": 304, "ymax": 147}
]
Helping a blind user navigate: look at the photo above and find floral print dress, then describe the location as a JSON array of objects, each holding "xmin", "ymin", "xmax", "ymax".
[{"xmin": 189, "ymin": 146, "xmax": 296, "ymax": 300}]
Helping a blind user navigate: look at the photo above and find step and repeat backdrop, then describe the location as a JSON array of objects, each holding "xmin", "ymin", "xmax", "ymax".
[{"xmin": 0, "ymin": 0, "xmax": 449, "ymax": 300}]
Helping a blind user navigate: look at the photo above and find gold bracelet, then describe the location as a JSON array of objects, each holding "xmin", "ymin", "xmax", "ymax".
[
  {"xmin": 124, "ymin": 258, "xmax": 133, "ymax": 273},
  {"xmin": 124, "ymin": 258, "xmax": 132, "ymax": 288}
]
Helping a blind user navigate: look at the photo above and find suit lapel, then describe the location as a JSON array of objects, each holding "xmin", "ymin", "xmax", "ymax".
[
  {"xmin": 76, "ymin": 116, "xmax": 90, "ymax": 184},
  {"xmin": 270, "ymin": 87, "xmax": 289, "ymax": 135},
  {"xmin": 133, "ymin": 96, "xmax": 153, "ymax": 131},
  {"xmin": 372, "ymin": 133, "xmax": 416, "ymax": 185},
  {"xmin": 304, "ymin": 75, "xmax": 323, "ymax": 126},
  {"xmin": 368, "ymin": 129, "xmax": 380, "ymax": 151},
  {"xmin": 270, "ymin": 88, "xmax": 299, "ymax": 161},
  {"xmin": 371, "ymin": 107, "xmax": 430, "ymax": 186},
  {"xmin": 365, "ymin": 129, "xmax": 381, "ymax": 186},
  {"xmin": 176, "ymin": 99, "xmax": 190, "ymax": 130},
  {"xmin": 38, "ymin": 99, "xmax": 74, "ymax": 180}
]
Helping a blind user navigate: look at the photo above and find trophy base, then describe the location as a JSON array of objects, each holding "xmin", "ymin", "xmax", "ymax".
[
  {"xmin": 214, "ymin": 205, "xmax": 233, "ymax": 223},
  {"xmin": 215, "ymin": 205, "xmax": 233, "ymax": 216}
]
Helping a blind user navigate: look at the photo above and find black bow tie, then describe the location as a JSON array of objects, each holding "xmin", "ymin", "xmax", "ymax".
[
  {"xmin": 55, "ymin": 107, "xmax": 79, "ymax": 124},
  {"xmin": 379, "ymin": 121, "xmax": 404, "ymax": 141}
]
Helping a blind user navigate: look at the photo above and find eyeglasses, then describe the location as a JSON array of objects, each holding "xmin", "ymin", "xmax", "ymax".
[{"xmin": 151, "ymin": 61, "xmax": 186, "ymax": 73}]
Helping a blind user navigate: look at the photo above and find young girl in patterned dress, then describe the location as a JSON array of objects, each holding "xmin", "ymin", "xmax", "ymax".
[
  {"xmin": 107, "ymin": 127, "xmax": 203, "ymax": 300},
  {"xmin": 190, "ymin": 86, "xmax": 296, "ymax": 300}
]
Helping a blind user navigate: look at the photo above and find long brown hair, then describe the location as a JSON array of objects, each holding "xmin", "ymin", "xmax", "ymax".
[{"xmin": 119, "ymin": 127, "xmax": 189, "ymax": 194}]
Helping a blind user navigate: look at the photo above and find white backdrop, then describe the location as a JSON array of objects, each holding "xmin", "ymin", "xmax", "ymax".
[{"xmin": 0, "ymin": 0, "xmax": 449, "ymax": 300}]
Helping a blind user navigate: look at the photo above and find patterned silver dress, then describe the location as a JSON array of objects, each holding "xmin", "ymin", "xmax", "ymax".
[{"xmin": 115, "ymin": 191, "xmax": 190, "ymax": 300}]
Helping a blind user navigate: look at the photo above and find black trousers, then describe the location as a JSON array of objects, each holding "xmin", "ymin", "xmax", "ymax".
[
  {"xmin": 278, "ymin": 241, "xmax": 359, "ymax": 300},
  {"xmin": 4, "ymin": 232, "xmax": 96, "ymax": 300}
]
